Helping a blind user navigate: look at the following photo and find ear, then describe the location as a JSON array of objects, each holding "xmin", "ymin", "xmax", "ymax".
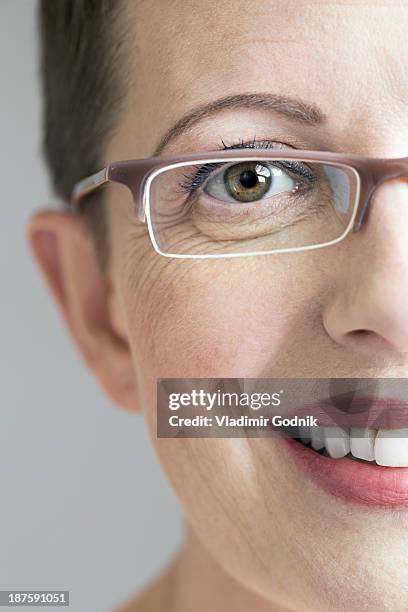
[{"xmin": 27, "ymin": 209, "xmax": 139, "ymax": 412}]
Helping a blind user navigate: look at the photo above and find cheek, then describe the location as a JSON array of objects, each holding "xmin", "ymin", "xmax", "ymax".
[
  {"xmin": 174, "ymin": 283, "xmax": 288, "ymax": 377},
  {"xmin": 124, "ymin": 257, "xmax": 304, "ymax": 378}
]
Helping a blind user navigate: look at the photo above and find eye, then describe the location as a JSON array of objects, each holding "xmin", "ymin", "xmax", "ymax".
[{"xmin": 203, "ymin": 161, "xmax": 297, "ymax": 204}]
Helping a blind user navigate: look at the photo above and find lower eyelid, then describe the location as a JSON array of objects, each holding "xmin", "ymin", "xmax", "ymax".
[{"xmin": 191, "ymin": 189, "xmax": 308, "ymax": 220}]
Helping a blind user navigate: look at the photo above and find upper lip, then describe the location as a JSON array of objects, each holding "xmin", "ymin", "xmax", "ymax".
[{"xmin": 289, "ymin": 396, "xmax": 408, "ymax": 429}]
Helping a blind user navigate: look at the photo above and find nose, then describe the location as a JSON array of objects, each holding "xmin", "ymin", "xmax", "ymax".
[{"xmin": 323, "ymin": 179, "xmax": 408, "ymax": 355}]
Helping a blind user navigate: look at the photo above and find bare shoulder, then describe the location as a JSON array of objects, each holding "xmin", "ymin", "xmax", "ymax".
[{"xmin": 114, "ymin": 568, "xmax": 173, "ymax": 612}]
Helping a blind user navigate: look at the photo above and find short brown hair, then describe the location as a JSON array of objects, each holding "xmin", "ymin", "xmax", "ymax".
[{"xmin": 39, "ymin": 0, "xmax": 127, "ymax": 267}]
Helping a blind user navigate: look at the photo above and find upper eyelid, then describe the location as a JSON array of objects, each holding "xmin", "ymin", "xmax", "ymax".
[
  {"xmin": 219, "ymin": 137, "xmax": 295, "ymax": 151},
  {"xmin": 181, "ymin": 138, "xmax": 292, "ymax": 188},
  {"xmin": 179, "ymin": 139, "xmax": 313, "ymax": 194},
  {"xmin": 152, "ymin": 92, "xmax": 325, "ymax": 156}
]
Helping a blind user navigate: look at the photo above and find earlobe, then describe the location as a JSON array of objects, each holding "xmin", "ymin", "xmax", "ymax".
[{"xmin": 27, "ymin": 208, "xmax": 140, "ymax": 413}]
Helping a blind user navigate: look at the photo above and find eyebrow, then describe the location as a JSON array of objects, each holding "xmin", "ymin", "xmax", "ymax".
[{"xmin": 152, "ymin": 92, "xmax": 326, "ymax": 156}]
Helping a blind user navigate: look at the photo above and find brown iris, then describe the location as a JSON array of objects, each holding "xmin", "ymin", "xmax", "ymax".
[{"xmin": 224, "ymin": 162, "xmax": 272, "ymax": 203}]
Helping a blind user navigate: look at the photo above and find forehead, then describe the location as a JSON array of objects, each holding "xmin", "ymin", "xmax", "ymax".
[{"xmin": 114, "ymin": 1, "xmax": 408, "ymax": 158}]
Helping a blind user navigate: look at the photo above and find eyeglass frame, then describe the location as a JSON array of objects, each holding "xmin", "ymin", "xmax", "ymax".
[{"xmin": 71, "ymin": 148, "xmax": 408, "ymax": 259}]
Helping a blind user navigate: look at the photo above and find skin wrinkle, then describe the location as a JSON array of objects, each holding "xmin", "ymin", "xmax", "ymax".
[
  {"xmin": 125, "ymin": 259, "xmax": 205, "ymax": 364},
  {"xmin": 137, "ymin": 263, "xmax": 280, "ymax": 374},
  {"xmin": 123, "ymin": 217, "xmax": 402, "ymax": 375},
  {"xmin": 188, "ymin": 441, "xmax": 271, "ymax": 586},
  {"xmin": 201, "ymin": 442, "xmax": 292, "ymax": 609},
  {"xmin": 115, "ymin": 0, "xmax": 408, "ymax": 592},
  {"xmin": 257, "ymin": 450, "xmax": 327, "ymax": 608},
  {"xmin": 32, "ymin": 2, "xmax": 408, "ymax": 611}
]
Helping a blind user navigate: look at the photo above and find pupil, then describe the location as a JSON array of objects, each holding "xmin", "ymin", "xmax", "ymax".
[{"xmin": 240, "ymin": 170, "xmax": 258, "ymax": 189}]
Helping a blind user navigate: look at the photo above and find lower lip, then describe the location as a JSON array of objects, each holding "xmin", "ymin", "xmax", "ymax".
[{"xmin": 282, "ymin": 436, "xmax": 408, "ymax": 508}]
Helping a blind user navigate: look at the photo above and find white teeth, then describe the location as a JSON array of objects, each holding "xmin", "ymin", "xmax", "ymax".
[
  {"xmin": 375, "ymin": 429, "xmax": 408, "ymax": 467},
  {"xmin": 304, "ymin": 426, "xmax": 408, "ymax": 467},
  {"xmin": 351, "ymin": 427, "xmax": 376, "ymax": 461},
  {"xmin": 324, "ymin": 427, "xmax": 350, "ymax": 458},
  {"xmin": 311, "ymin": 426, "xmax": 325, "ymax": 451}
]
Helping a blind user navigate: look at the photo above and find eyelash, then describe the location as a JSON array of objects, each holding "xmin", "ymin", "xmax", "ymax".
[{"xmin": 178, "ymin": 136, "xmax": 315, "ymax": 196}]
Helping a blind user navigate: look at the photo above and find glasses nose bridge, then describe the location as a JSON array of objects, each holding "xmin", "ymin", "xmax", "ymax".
[{"xmin": 353, "ymin": 157, "xmax": 408, "ymax": 230}]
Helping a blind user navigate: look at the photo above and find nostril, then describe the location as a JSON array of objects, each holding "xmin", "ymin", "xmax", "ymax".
[
  {"xmin": 347, "ymin": 329, "xmax": 376, "ymax": 344},
  {"xmin": 346, "ymin": 329, "xmax": 395, "ymax": 352}
]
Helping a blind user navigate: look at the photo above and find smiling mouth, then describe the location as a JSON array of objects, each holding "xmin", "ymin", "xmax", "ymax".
[
  {"xmin": 282, "ymin": 426, "xmax": 408, "ymax": 508},
  {"xmin": 279, "ymin": 394, "xmax": 408, "ymax": 467},
  {"xmin": 293, "ymin": 425, "xmax": 408, "ymax": 467}
]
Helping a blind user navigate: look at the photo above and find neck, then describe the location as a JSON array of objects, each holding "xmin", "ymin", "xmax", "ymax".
[{"xmin": 166, "ymin": 526, "xmax": 290, "ymax": 612}]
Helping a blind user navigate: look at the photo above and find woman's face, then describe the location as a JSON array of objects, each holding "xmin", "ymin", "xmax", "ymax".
[{"xmin": 59, "ymin": 2, "xmax": 408, "ymax": 610}]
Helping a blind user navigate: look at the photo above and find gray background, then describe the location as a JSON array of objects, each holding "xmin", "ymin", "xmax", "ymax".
[{"xmin": 0, "ymin": 2, "xmax": 182, "ymax": 610}]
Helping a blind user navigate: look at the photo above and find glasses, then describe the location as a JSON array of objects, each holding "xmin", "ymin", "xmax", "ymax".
[{"xmin": 71, "ymin": 149, "xmax": 408, "ymax": 259}]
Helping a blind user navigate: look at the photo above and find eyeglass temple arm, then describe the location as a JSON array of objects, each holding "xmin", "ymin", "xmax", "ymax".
[
  {"xmin": 71, "ymin": 165, "xmax": 147, "ymax": 222},
  {"xmin": 71, "ymin": 167, "xmax": 109, "ymax": 207}
]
